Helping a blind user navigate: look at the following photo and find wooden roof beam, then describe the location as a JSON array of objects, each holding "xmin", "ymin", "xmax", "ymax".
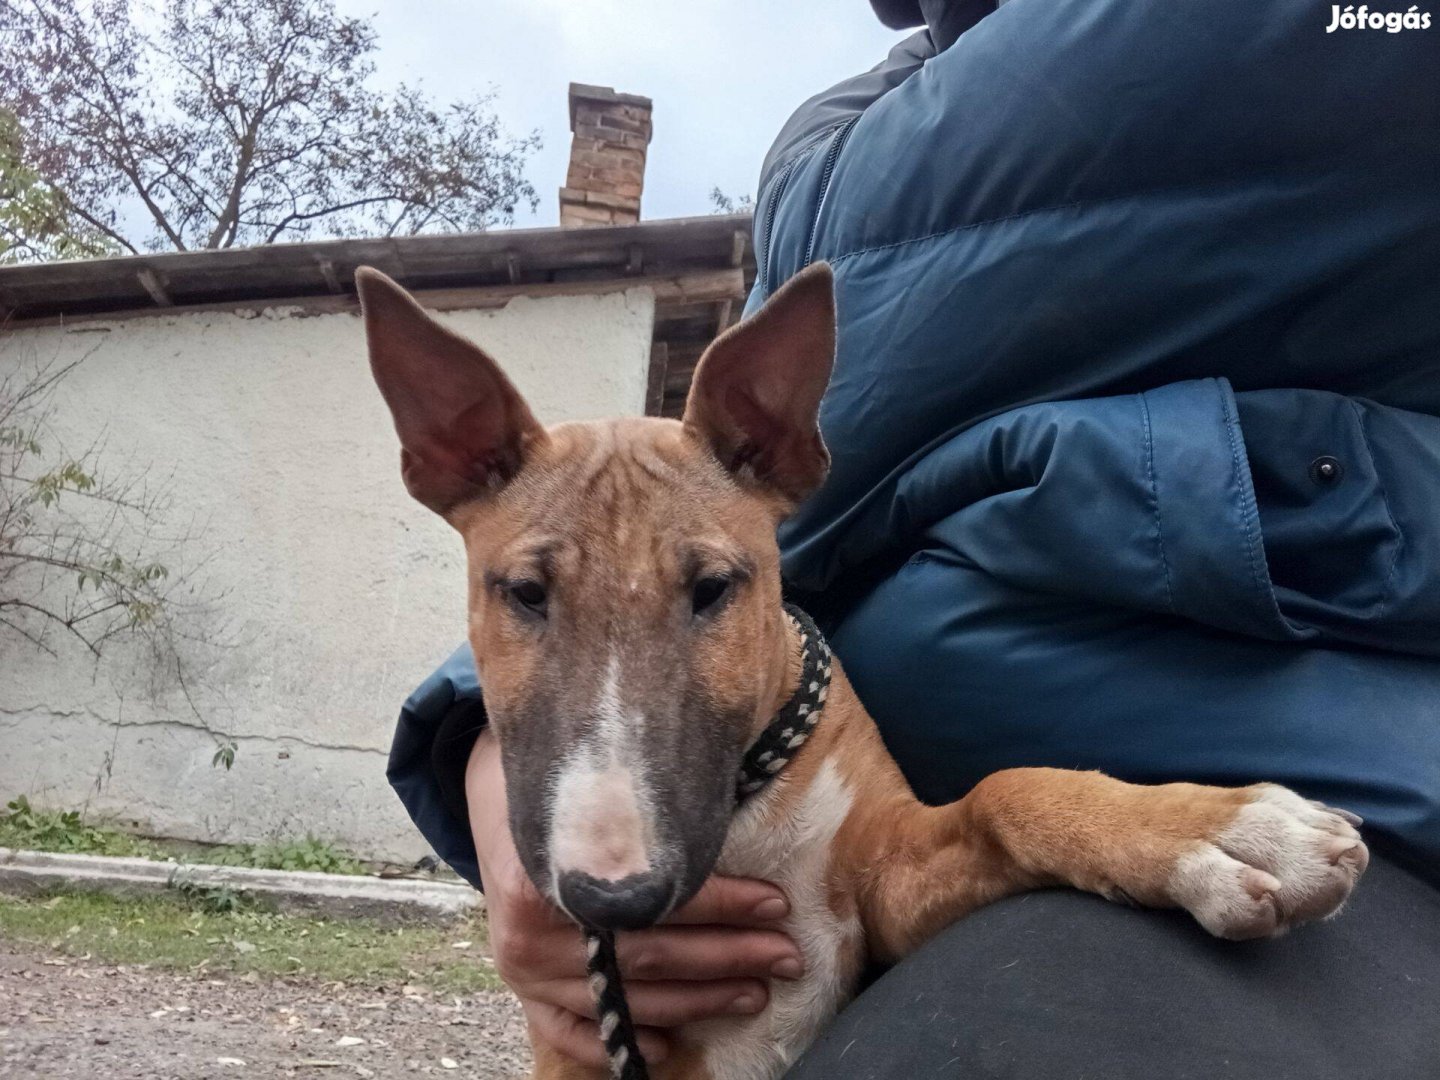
[
  {"xmin": 645, "ymin": 341, "xmax": 670, "ymax": 416},
  {"xmin": 315, "ymin": 257, "xmax": 343, "ymax": 295},
  {"xmin": 136, "ymin": 269, "xmax": 172, "ymax": 307}
]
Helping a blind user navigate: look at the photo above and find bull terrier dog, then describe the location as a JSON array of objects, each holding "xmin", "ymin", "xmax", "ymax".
[{"xmin": 357, "ymin": 263, "xmax": 1369, "ymax": 1080}]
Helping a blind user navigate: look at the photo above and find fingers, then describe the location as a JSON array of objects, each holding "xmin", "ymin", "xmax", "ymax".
[
  {"xmin": 617, "ymin": 925, "xmax": 804, "ymax": 982},
  {"xmin": 666, "ymin": 875, "xmax": 792, "ymax": 927},
  {"xmin": 542, "ymin": 975, "xmax": 770, "ymax": 1027},
  {"xmin": 502, "ymin": 920, "xmax": 804, "ymax": 987},
  {"xmin": 493, "ymin": 871, "xmax": 803, "ymax": 988},
  {"xmin": 524, "ymin": 1000, "xmax": 671, "ymax": 1070}
]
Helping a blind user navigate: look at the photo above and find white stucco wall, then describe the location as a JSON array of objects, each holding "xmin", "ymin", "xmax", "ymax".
[{"xmin": 0, "ymin": 288, "xmax": 655, "ymax": 861}]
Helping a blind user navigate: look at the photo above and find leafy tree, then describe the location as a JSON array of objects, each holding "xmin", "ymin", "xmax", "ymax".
[
  {"xmin": 0, "ymin": 0, "xmax": 539, "ymax": 254},
  {"xmin": 709, "ymin": 187, "xmax": 755, "ymax": 215},
  {"xmin": 0, "ymin": 111, "xmax": 117, "ymax": 262}
]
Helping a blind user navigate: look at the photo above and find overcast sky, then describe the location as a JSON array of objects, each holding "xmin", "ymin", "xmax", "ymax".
[{"xmin": 336, "ymin": 0, "xmax": 907, "ymax": 229}]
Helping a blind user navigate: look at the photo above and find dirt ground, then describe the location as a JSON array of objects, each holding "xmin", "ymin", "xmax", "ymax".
[{"xmin": 0, "ymin": 943, "xmax": 532, "ymax": 1079}]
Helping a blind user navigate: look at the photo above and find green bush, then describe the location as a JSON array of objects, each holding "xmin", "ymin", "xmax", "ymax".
[
  {"xmin": 0, "ymin": 796, "xmax": 158, "ymax": 858},
  {"xmin": 2, "ymin": 797, "xmax": 365, "ymax": 875},
  {"xmin": 210, "ymin": 834, "xmax": 365, "ymax": 876}
]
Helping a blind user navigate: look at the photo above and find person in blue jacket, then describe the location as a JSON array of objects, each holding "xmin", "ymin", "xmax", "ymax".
[{"xmin": 390, "ymin": 0, "xmax": 1440, "ymax": 1073}]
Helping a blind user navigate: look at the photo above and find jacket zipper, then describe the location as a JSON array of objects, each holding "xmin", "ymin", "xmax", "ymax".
[
  {"xmin": 760, "ymin": 155, "xmax": 799, "ymax": 298},
  {"xmin": 803, "ymin": 117, "xmax": 859, "ymax": 268}
]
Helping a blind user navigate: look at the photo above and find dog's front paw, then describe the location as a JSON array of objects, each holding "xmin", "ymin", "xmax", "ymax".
[{"xmin": 1167, "ymin": 784, "xmax": 1368, "ymax": 940}]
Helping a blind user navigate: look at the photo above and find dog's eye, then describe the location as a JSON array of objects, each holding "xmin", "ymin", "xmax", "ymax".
[
  {"xmin": 505, "ymin": 580, "xmax": 548, "ymax": 617},
  {"xmin": 692, "ymin": 575, "xmax": 731, "ymax": 616}
]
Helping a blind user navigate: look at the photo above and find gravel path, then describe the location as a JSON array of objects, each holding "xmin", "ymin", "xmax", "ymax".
[{"xmin": 0, "ymin": 944, "xmax": 531, "ymax": 1079}]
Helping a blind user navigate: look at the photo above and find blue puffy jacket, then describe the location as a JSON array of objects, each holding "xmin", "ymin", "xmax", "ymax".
[{"xmin": 391, "ymin": 0, "xmax": 1440, "ymax": 889}]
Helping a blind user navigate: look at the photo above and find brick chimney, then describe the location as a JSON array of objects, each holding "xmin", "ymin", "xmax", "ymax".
[{"xmin": 559, "ymin": 83, "xmax": 653, "ymax": 227}]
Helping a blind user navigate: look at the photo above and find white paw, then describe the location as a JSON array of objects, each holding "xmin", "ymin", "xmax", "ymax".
[{"xmin": 1168, "ymin": 785, "xmax": 1369, "ymax": 940}]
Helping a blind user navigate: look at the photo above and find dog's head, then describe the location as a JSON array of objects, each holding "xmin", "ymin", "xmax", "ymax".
[{"xmin": 358, "ymin": 264, "xmax": 835, "ymax": 929}]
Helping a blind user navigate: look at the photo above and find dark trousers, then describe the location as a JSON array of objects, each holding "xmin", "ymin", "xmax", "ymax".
[{"xmin": 786, "ymin": 855, "xmax": 1439, "ymax": 1079}]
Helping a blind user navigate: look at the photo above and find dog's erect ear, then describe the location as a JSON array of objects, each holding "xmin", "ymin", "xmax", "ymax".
[
  {"xmin": 356, "ymin": 267, "xmax": 546, "ymax": 515},
  {"xmin": 682, "ymin": 262, "xmax": 836, "ymax": 507}
]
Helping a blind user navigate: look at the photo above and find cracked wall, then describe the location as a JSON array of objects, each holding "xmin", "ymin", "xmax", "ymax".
[{"xmin": 0, "ymin": 289, "xmax": 656, "ymax": 861}]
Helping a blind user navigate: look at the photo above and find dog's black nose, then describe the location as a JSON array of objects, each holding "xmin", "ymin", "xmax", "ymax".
[{"xmin": 557, "ymin": 870, "xmax": 673, "ymax": 930}]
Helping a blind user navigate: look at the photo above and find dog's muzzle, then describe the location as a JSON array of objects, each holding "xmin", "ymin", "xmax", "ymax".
[{"xmin": 558, "ymin": 869, "xmax": 674, "ymax": 930}]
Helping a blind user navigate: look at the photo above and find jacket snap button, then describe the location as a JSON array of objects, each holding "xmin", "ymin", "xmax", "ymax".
[{"xmin": 1309, "ymin": 455, "xmax": 1343, "ymax": 485}]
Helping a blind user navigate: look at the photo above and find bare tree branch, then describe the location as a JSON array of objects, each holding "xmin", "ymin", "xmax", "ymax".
[
  {"xmin": 0, "ymin": 0, "xmax": 539, "ymax": 254},
  {"xmin": 0, "ymin": 353, "xmax": 233, "ymax": 753}
]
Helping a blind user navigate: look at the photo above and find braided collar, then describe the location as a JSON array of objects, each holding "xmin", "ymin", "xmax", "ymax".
[
  {"xmin": 585, "ymin": 602, "xmax": 833, "ymax": 1080},
  {"xmin": 735, "ymin": 603, "xmax": 834, "ymax": 801}
]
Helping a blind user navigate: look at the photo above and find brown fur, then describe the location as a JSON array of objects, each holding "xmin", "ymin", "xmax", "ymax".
[{"xmin": 451, "ymin": 418, "xmax": 793, "ymax": 747}]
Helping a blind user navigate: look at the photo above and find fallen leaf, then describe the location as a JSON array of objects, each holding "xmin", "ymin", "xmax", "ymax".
[{"xmin": 335, "ymin": 1036, "xmax": 365, "ymax": 1047}]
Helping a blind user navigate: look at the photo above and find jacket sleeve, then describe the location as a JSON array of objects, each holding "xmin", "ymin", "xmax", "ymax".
[
  {"xmin": 856, "ymin": 378, "xmax": 1440, "ymax": 657},
  {"xmin": 387, "ymin": 642, "xmax": 486, "ymax": 888}
]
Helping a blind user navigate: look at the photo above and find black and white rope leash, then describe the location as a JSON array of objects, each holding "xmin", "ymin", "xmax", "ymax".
[
  {"xmin": 581, "ymin": 603, "xmax": 833, "ymax": 1079},
  {"xmin": 584, "ymin": 928, "xmax": 647, "ymax": 1078}
]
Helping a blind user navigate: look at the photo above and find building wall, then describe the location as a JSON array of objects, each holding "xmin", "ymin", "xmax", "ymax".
[{"xmin": 0, "ymin": 288, "xmax": 655, "ymax": 861}]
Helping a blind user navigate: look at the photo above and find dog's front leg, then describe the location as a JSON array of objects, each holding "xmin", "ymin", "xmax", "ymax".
[{"xmin": 852, "ymin": 769, "xmax": 1368, "ymax": 961}]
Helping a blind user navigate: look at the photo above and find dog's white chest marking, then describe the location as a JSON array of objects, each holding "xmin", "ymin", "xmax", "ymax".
[{"xmin": 696, "ymin": 757, "xmax": 860, "ymax": 1080}]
